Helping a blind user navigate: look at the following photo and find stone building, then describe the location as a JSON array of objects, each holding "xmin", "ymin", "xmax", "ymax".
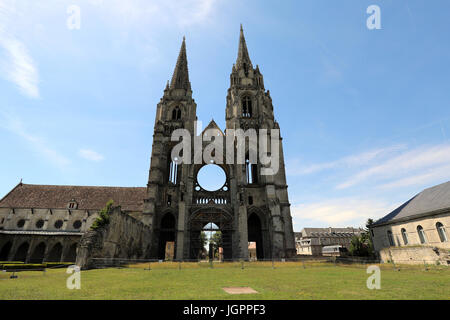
[
  {"xmin": 0, "ymin": 184, "xmax": 145, "ymax": 263},
  {"xmin": 370, "ymin": 181, "xmax": 450, "ymax": 265},
  {"xmin": 294, "ymin": 227, "xmax": 364, "ymax": 256},
  {"xmin": 143, "ymin": 26, "xmax": 295, "ymax": 260},
  {"xmin": 0, "ymin": 26, "xmax": 296, "ymax": 263}
]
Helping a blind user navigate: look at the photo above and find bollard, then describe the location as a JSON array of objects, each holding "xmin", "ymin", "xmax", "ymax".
[
  {"xmin": 241, "ymin": 260, "xmax": 244, "ymax": 270},
  {"xmin": 302, "ymin": 260, "xmax": 305, "ymax": 269},
  {"xmin": 178, "ymin": 261, "xmax": 181, "ymax": 270}
]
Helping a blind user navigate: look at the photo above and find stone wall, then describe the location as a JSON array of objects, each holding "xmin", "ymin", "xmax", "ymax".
[
  {"xmin": 379, "ymin": 246, "xmax": 450, "ymax": 265},
  {"xmin": 76, "ymin": 206, "xmax": 152, "ymax": 269},
  {"xmin": 371, "ymin": 212, "xmax": 450, "ymax": 252}
]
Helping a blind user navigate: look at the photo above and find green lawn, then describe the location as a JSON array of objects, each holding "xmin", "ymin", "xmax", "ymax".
[{"xmin": 0, "ymin": 262, "xmax": 449, "ymax": 300}]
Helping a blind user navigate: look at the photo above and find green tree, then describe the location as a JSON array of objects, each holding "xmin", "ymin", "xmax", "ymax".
[
  {"xmin": 91, "ymin": 200, "xmax": 114, "ymax": 230},
  {"xmin": 349, "ymin": 218, "xmax": 375, "ymax": 257},
  {"xmin": 210, "ymin": 231, "xmax": 222, "ymax": 258}
]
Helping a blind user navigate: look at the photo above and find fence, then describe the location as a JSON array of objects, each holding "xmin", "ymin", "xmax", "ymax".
[{"xmin": 86, "ymin": 256, "xmax": 449, "ymax": 271}]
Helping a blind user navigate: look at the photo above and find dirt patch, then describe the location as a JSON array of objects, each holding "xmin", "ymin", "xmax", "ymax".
[{"xmin": 222, "ymin": 287, "xmax": 258, "ymax": 294}]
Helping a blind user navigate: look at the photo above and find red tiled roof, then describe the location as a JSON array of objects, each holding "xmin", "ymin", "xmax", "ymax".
[{"xmin": 0, "ymin": 183, "xmax": 146, "ymax": 211}]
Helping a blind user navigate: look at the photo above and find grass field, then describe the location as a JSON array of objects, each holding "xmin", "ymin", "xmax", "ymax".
[{"xmin": 0, "ymin": 261, "xmax": 449, "ymax": 300}]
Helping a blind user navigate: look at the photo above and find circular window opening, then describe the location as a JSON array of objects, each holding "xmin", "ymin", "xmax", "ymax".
[
  {"xmin": 36, "ymin": 219, "xmax": 44, "ymax": 229},
  {"xmin": 73, "ymin": 220, "xmax": 82, "ymax": 229},
  {"xmin": 17, "ymin": 219, "xmax": 25, "ymax": 228},
  {"xmin": 197, "ymin": 164, "xmax": 226, "ymax": 191},
  {"xmin": 54, "ymin": 220, "xmax": 63, "ymax": 229}
]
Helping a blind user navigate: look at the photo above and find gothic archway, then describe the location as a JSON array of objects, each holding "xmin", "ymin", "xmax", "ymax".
[
  {"xmin": 47, "ymin": 243, "xmax": 63, "ymax": 262},
  {"xmin": 188, "ymin": 208, "xmax": 233, "ymax": 260},
  {"xmin": 14, "ymin": 242, "xmax": 29, "ymax": 262},
  {"xmin": 248, "ymin": 213, "xmax": 264, "ymax": 260},
  {"xmin": 0, "ymin": 241, "xmax": 12, "ymax": 261},
  {"xmin": 64, "ymin": 243, "xmax": 77, "ymax": 262},
  {"xmin": 30, "ymin": 242, "xmax": 46, "ymax": 263},
  {"xmin": 158, "ymin": 212, "xmax": 176, "ymax": 260}
]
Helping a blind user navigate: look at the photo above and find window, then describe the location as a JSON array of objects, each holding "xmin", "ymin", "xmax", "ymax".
[
  {"xmin": 387, "ymin": 230, "xmax": 395, "ymax": 246},
  {"xmin": 172, "ymin": 107, "xmax": 181, "ymax": 120},
  {"xmin": 245, "ymin": 155, "xmax": 258, "ymax": 184},
  {"xmin": 436, "ymin": 222, "xmax": 447, "ymax": 242},
  {"xmin": 17, "ymin": 219, "xmax": 25, "ymax": 228},
  {"xmin": 54, "ymin": 220, "xmax": 63, "ymax": 229},
  {"xmin": 242, "ymin": 96, "xmax": 252, "ymax": 118},
  {"xmin": 417, "ymin": 225, "xmax": 427, "ymax": 244},
  {"xmin": 36, "ymin": 219, "xmax": 44, "ymax": 229},
  {"xmin": 401, "ymin": 228, "xmax": 408, "ymax": 245},
  {"xmin": 168, "ymin": 159, "xmax": 179, "ymax": 184},
  {"xmin": 167, "ymin": 194, "xmax": 172, "ymax": 206},
  {"xmin": 73, "ymin": 220, "xmax": 82, "ymax": 229},
  {"xmin": 248, "ymin": 196, "xmax": 253, "ymax": 205}
]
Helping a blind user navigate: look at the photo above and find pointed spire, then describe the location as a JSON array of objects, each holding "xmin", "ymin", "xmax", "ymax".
[
  {"xmin": 236, "ymin": 24, "xmax": 252, "ymax": 69},
  {"xmin": 170, "ymin": 37, "xmax": 191, "ymax": 90}
]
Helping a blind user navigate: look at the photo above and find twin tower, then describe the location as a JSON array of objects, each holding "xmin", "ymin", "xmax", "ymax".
[{"xmin": 143, "ymin": 26, "xmax": 295, "ymax": 260}]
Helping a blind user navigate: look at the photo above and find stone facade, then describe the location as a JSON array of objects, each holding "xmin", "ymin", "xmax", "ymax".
[
  {"xmin": 295, "ymin": 227, "xmax": 364, "ymax": 256},
  {"xmin": 76, "ymin": 206, "xmax": 152, "ymax": 269},
  {"xmin": 0, "ymin": 185, "xmax": 145, "ymax": 263},
  {"xmin": 0, "ymin": 26, "xmax": 296, "ymax": 263},
  {"xmin": 370, "ymin": 181, "xmax": 450, "ymax": 265},
  {"xmin": 143, "ymin": 26, "xmax": 296, "ymax": 260}
]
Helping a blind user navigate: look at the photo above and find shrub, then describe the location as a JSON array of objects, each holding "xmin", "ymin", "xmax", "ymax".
[{"xmin": 91, "ymin": 200, "xmax": 114, "ymax": 230}]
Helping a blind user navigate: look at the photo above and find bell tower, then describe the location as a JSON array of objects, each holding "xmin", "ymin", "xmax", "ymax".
[
  {"xmin": 143, "ymin": 37, "xmax": 197, "ymax": 259},
  {"xmin": 226, "ymin": 25, "xmax": 296, "ymax": 259}
]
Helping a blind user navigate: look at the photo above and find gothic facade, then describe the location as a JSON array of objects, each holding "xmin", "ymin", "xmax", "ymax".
[
  {"xmin": 0, "ymin": 26, "xmax": 295, "ymax": 263},
  {"xmin": 143, "ymin": 26, "xmax": 296, "ymax": 260}
]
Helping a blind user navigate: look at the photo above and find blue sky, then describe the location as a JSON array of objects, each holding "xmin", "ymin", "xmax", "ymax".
[{"xmin": 1, "ymin": 0, "xmax": 450, "ymax": 231}]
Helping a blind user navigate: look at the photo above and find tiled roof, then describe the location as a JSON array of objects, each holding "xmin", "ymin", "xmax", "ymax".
[
  {"xmin": 0, "ymin": 183, "xmax": 146, "ymax": 212},
  {"xmin": 300, "ymin": 227, "xmax": 364, "ymax": 238},
  {"xmin": 374, "ymin": 180, "xmax": 450, "ymax": 225}
]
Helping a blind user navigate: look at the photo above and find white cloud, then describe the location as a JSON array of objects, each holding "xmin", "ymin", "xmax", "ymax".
[
  {"xmin": 287, "ymin": 144, "xmax": 406, "ymax": 175},
  {"xmin": 378, "ymin": 163, "xmax": 450, "ymax": 190},
  {"xmin": 79, "ymin": 149, "xmax": 104, "ymax": 162},
  {"xmin": 291, "ymin": 198, "xmax": 394, "ymax": 229},
  {"xmin": 0, "ymin": 111, "xmax": 70, "ymax": 168},
  {"xmin": 337, "ymin": 144, "xmax": 450, "ymax": 189},
  {"xmin": 0, "ymin": 1, "xmax": 40, "ymax": 98}
]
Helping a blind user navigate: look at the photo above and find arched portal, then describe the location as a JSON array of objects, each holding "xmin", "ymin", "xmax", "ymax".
[
  {"xmin": 248, "ymin": 213, "xmax": 264, "ymax": 260},
  {"xmin": 0, "ymin": 242, "xmax": 12, "ymax": 261},
  {"xmin": 158, "ymin": 213, "xmax": 176, "ymax": 260},
  {"xmin": 47, "ymin": 243, "xmax": 63, "ymax": 262},
  {"xmin": 14, "ymin": 242, "xmax": 29, "ymax": 262},
  {"xmin": 189, "ymin": 209, "xmax": 233, "ymax": 260},
  {"xmin": 64, "ymin": 243, "xmax": 77, "ymax": 262},
  {"xmin": 30, "ymin": 242, "xmax": 46, "ymax": 263}
]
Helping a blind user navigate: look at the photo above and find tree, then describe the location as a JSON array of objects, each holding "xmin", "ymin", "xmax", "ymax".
[
  {"xmin": 210, "ymin": 231, "xmax": 222, "ymax": 258},
  {"xmin": 349, "ymin": 218, "xmax": 375, "ymax": 257},
  {"xmin": 91, "ymin": 200, "xmax": 114, "ymax": 230}
]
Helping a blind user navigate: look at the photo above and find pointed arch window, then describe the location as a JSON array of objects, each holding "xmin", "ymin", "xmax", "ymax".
[
  {"xmin": 168, "ymin": 155, "xmax": 179, "ymax": 185},
  {"xmin": 436, "ymin": 222, "xmax": 447, "ymax": 242},
  {"xmin": 245, "ymin": 153, "xmax": 258, "ymax": 184},
  {"xmin": 387, "ymin": 230, "xmax": 395, "ymax": 246},
  {"xmin": 401, "ymin": 228, "xmax": 408, "ymax": 245},
  {"xmin": 417, "ymin": 225, "xmax": 427, "ymax": 244},
  {"xmin": 242, "ymin": 96, "xmax": 252, "ymax": 118},
  {"xmin": 172, "ymin": 106, "xmax": 181, "ymax": 120}
]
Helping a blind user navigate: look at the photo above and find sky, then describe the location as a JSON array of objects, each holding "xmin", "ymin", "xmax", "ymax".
[{"xmin": 1, "ymin": 0, "xmax": 450, "ymax": 231}]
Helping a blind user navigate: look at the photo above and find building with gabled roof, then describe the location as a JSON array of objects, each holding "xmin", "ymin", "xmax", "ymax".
[{"xmin": 370, "ymin": 181, "xmax": 450, "ymax": 265}]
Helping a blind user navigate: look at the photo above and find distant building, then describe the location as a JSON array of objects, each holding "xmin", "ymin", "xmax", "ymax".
[
  {"xmin": 370, "ymin": 181, "xmax": 450, "ymax": 265},
  {"xmin": 295, "ymin": 227, "xmax": 364, "ymax": 256}
]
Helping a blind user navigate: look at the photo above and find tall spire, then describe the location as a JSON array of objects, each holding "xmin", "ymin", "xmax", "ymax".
[
  {"xmin": 236, "ymin": 24, "xmax": 252, "ymax": 69},
  {"xmin": 170, "ymin": 36, "xmax": 191, "ymax": 90}
]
